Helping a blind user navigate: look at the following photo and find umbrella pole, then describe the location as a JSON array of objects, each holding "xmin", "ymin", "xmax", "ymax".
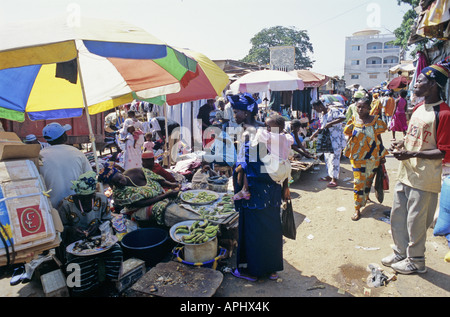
[
  {"xmin": 191, "ymin": 101, "xmax": 194, "ymax": 152},
  {"xmin": 76, "ymin": 55, "xmax": 103, "ymax": 192},
  {"xmin": 163, "ymin": 102, "xmax": 170, "ymax": 167}
]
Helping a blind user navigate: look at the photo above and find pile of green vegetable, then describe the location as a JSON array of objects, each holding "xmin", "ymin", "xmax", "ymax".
[
  {"xmin": 175, "ymin": 220, "xmax": 219, "ymax": 244},
  {"xmin": 216, "ymin": 194, "xmax": 233, "ymax": 211},
  {"xmin": 192, "ymin": 194, "xmax": 235, "ymax": 221},
  {"xmin": 181, "ymin": 191, "xmax": 218, "ymax": 204}
]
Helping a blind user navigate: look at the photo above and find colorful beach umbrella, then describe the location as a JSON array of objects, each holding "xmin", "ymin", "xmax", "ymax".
[
  {"xmin": 0, "ymin": 16, "xmax": 199, "ymax": 174},
  {"xmin": 0, "ymin": 16, "xmax": 197, "ymax": 122},
  {"xmin": 230, "ymin": 69, "xmax": 304, "ymax": 94}
]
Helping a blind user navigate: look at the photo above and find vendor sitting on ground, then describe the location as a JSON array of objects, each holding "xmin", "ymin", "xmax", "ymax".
[
  {"xmin": 98, "ymin": 162, "xmax": 179, "ymax": 226},
  {"xmin": 289, "ymin": 119, "xmax": 315, "ymax": 159},
  {"xmin": 191, "ymin": 161, "xmax": 219, "ymax": 189},
  {"xmin": 57, "ymin": 171, "xmax": 122, "ymax": 295},
  {"xmin": 141, "ymin": 151, "xmax": 178, "ymax": 184}
]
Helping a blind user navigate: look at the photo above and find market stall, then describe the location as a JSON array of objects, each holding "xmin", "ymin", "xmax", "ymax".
[
  {"xmin": 289, "ymin": 158, "xmax": 320, "ymax": 182},
  {"xmin": 109, "ymin": 172, "xmax": 237, "ymax": 297}
]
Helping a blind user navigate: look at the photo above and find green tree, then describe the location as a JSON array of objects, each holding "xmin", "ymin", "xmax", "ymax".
[{"xmin": 241, "ymin": 26, "xmax": 314, "ymax": 69}]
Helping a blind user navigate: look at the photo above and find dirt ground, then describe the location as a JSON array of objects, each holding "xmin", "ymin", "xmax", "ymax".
[
  {"xmin": 215, "ymin": 132, "xmax": 450, "ymax": 297},
  {"xmin": 0, "ymin": 133, "xmax": 448, "ymax": 298}
]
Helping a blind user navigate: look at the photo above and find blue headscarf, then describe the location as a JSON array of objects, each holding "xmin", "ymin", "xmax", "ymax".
[
  {"xmin": 97, "ymin": 162, "xmax": 119, "ymax": 184},
  {"xmin": 227, "ymin": 93, "xmax": 258, "ymax": 116}
]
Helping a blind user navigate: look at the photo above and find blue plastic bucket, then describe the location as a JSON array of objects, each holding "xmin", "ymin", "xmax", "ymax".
[{"xmin": 121, "ymin": 228, "xmax": 170, "ymax": 266}]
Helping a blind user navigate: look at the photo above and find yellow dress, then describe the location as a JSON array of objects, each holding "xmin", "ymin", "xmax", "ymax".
[{"xmin": 344, "ymin": 115, "xmax": 388, "ymax": 210}]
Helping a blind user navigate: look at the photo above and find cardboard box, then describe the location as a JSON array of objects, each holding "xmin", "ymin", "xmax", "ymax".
[
  {"xmin": 0, "ymin": 132, "xmax": 40, "ymax": 161},
  {"xmin": 0, "ymin": 159, "xmax": 58, "ymax": 261},
  {"xmin": 0, "ymin": 235, "xmax": 61, "ymax": 266}
]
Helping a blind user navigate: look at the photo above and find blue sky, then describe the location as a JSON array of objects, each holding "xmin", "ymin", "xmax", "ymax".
[{"xmin": 0, "ymin": 0, "xmax": 411, "ymax": 77}]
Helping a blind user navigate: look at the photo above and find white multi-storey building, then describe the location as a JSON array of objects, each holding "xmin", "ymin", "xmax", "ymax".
[{"xmin": 344, "ymin": 29, "xmax": 402, "ymax": 89}]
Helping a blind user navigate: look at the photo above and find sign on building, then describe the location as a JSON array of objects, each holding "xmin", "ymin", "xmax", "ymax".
[{"xmin": 270, "ymin": 46, "xmax": 295, "ymax": 71}]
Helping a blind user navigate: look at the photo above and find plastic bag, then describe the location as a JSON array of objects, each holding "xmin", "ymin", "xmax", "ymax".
[{"xmin": 434, "ymin": 176, "xmax": 450, "ymax": 237}]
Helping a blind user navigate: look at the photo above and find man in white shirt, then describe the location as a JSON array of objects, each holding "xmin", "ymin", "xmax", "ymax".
[
  {"xmin": 381, "ymin": 58, "xmax": 450, "ymax": 274},
  {"xmin": 39, "ymin": 123, "xmax": 92, "ymax": 208}
]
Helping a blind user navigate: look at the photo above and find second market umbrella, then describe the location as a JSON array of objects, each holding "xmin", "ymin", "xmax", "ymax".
[
  {"xmin": 230, "ymin": 69, "xmax": 304, "ymax": 94},
  {"xmin": 136, "ymin": 47, "xmax": 229, "ymax": 105}
]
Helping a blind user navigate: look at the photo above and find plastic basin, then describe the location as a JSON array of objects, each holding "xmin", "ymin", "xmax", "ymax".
[{"xmin": 120, "ymin": 228, "xmax": 170, "ymax": 266}]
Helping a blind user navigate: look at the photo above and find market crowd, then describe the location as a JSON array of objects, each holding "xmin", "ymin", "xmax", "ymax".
[{"xmin": 14, "ymin": 56, "xmax": 450, "ymax": 294}]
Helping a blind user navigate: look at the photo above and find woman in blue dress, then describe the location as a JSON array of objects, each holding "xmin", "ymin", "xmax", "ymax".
[{"xmin": 228, "ymin": 93, "xmax": 285, "ymax": 281}]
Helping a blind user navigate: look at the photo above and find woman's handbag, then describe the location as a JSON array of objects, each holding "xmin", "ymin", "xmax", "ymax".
[
  {"xmin": 281, "ymin": 199, "xmax": 296, "ymax": 240},
  {"xmin": 316, "ymin": 128, "xmax": 334, "ymax": 153},
  {"xmin": 374, "ymin": 163, "xmax": 389, "ymax": 203}
]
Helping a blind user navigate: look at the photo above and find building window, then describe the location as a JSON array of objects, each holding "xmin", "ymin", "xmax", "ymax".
[
  {"xmin": 352, "ymin": 45, "xmax": 361, "ymax": 51},
  {"xmin": 367, "ymin": 42, "xmax": 382, "ymax": 50},
  {"xmin": 366, "ymin": 57, "xmax": 382, "ymax": 67},
  {"xmin": 351, "ymin": 60, "xmax": 360, "ymax": 65},
  {"xmin": 384, "ymin": 56, "xmax": 399, "ymax": 64},
  {"xmin": 369, "ymin": 74, "xmax": 378, "ymax": 79},
  {"xmin": 384, "ymin": 43, "xmax": 399, "ymax": 49},
  {"xmin": 351, "ymin": 74, "xmax": 359, "ymax": 79}
]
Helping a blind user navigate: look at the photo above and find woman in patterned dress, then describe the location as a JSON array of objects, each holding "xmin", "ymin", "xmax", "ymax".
[
  {"xmin": 344, "ymin": 97, "xmax": 388, "ymax": 221},
  {"xmin": 311, "ymin": 100, "xmax": 346, "ymax": 187},
  {"xmin": 98, "ymin": 162, "xmax": 179, "ymax": 225}
]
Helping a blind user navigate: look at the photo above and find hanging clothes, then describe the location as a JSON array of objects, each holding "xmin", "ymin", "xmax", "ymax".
[
  {"xmin": 292, "ymin": 88, "xmax": 312, "ymax": 114},
  {"xmin": 269, "ymin": 91, "xmax": 282, "ymax": 112},
  {"xmin": 416, "ymin": 0, "xmax": 450, "ymax": 40}
]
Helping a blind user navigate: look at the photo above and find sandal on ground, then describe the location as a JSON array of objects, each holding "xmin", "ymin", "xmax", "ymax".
[
  {"xmin": 232, "ymin": 190, "xmax": 251, "ymax": 201},
  {"xmin": 231, "ymin": 269, "xmax": 257, "ymax": 282},
  {"xmin": 327, "ymin": 181, "xmax": 337, "ymax": 187},
  {"xmin": 269, "ymin": 273, "xmax": 279, "ymax": 280},
  {"xmin": 319, "ymin": 176, "xmax": 331, "ymax": 181},
  {"xmin": 351, "ymin": 210, "xmax": 361, "ymax": 221}
]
